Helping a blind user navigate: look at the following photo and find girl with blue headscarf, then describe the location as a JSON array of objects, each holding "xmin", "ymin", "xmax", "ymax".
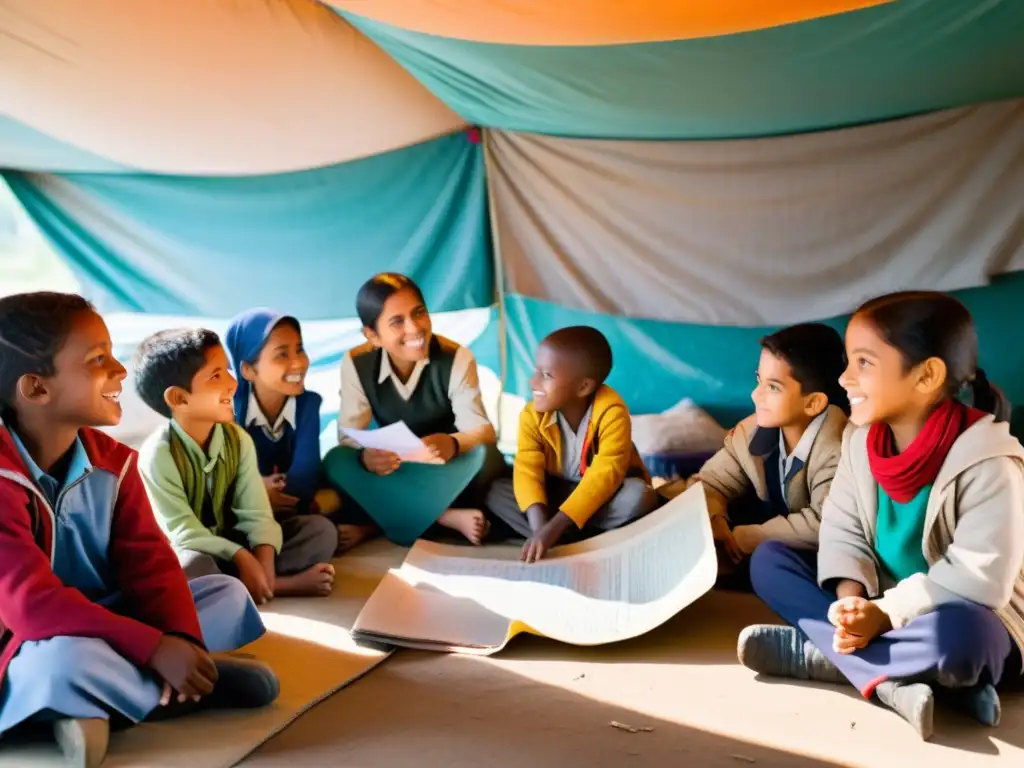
[{"xmin": 225, "ymin": 309, "xmax": 361, "ymax": 549}]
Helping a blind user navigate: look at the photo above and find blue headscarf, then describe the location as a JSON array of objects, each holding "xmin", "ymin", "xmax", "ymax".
[{"xmin": 224, "ymin": 308, "xmax": 300, "ymax": 425}]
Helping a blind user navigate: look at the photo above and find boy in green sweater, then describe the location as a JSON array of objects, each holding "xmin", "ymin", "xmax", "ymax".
[{"xmin": 135, "ymin": 328, "xmax": 337, "ymax": 603}]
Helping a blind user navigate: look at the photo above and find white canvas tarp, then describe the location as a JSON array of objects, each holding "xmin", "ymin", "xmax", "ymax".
[{"xmin": 488, "ymin": 100, "xmax": 1024, "ymax": 326}]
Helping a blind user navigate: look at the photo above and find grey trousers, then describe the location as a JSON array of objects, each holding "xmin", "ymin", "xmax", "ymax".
[
  {"xmin": 485, "ymin": 475, "xmax": 660, "ymax": 540},
  {"xmin": 180, "ymin": 514, "xmax": 338, "ymax": 580}
]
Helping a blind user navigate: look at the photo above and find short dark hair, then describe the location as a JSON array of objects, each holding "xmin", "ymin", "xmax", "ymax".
[
  {"xmin": 133, "ymin": 328, "xmax": 222, "ymax": 418},
  {"xmin": 355, "ymin": 273, "xmax": 426, "ymax": 330},
  {"xmin": 760, "ymin": 323, "xmax": 849, "ymax": 413},
  {"xmin": 0, "ymin": 292, "xmax": 95, "ymax": 420},
  {"xmin": 855, "ymin": 291, "xmax": 1010, "ymax": 421},
  {"xmin": 542, "ymin": 326, "xmax": 614, "ymax": 385}
]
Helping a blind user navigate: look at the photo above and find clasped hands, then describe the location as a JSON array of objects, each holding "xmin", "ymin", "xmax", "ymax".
[
  {"xmin": 149, "ymin": 634, "xmax": 217, "ymax": 708},
  {"xmin": 827, "ymin": 579, "xmax": 892, "ymax": 654}
]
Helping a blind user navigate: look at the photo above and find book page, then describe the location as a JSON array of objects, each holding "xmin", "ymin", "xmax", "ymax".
[
  {"xmin": 352, "ymin": 572, "xmax": 516, "ymax": 652},
  {"xmin": 353, "ymin": 482, "xmax": 717, "ymax": 652}
]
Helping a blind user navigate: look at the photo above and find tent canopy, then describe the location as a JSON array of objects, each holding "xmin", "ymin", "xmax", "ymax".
[{"xmin": 1, "ymin": 0, "xmax": 1022, "ymax": 432}]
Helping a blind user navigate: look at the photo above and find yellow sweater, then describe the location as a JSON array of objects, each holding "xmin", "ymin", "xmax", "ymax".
[{"xmin": 513, "ymin": 385, "xmax": 650, "ymax": 527}]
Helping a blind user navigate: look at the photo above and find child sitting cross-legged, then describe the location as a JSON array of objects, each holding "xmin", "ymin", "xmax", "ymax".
[
  {"xmin": 135, "ymin": 329, "xmax": 337, "ymax": 603},
  {"xmin": 739, "ymin": 291, "xmax": 1024, "ymax": 740},
  {"xmin": 660, "ymin": 323, "xmax": 849, "ymax": 585},
  {"xmin": 0, "ymin": 293, "xmax": 277, "ymax": 768},
  {"xmin": 486, "ymin": 326, "xmax": 659, "ymax": 563},
  {"xmin": 224, "ymin": 309, "xmax": 346, "ymax": 537}
]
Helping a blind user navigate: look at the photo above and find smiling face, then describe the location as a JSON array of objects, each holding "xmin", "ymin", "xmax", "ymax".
[
  {"xmin": 751, "ymin": 348, "xmax": 823, "ymax": 429},
  {"xmin": 840, "ymin": 314, "xmax": 940, "ymax": 428},
  {"xmin": 243, "ymin": 321, "xmax": 309, "ymax": 398},
  {"xmin": 364, "ymin": 287, "xmax": 432, "ymax": 367},
  {"xmin": 26, "ymin": 309, "xmax": 127, "ymax": 428},
  {"xmin": 175, "ymin": 345, "xmax": 237, "ymax": 424},
  {"xmin": 529, "ymin": 341, "xmax": 592, "ymax": 414}
]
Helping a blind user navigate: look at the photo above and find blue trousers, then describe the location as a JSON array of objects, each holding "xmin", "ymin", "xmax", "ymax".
[
  {"xmin": 0, "ymin": 575, "xmax": 265, "ymax": 734},
  {"xmin": 750, "ymin": 540, "xmax": 1022, "ymax": 697}
]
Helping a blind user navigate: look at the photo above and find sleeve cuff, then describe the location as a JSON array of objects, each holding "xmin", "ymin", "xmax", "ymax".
[
  {"xmin": 209, "ymin": 539, "xmax": 245, "ymax": 561},
  {"xmin": 870, "ymin": 596, "xmax": 908, "ymax": 629},
  {"xmin": 558, "ymin": 501, "xmax": 594, "ymax": 529},
  {"xmin": 132, "ymin": 625, "xmax": 167, "ymax": 667},
  {"xmin": 817, "ymin": 555, "xmax": 880, "ymax": 597},
  {"xmin": 732, "ymin": 524, "xmax": 764, "ymax": 554}
]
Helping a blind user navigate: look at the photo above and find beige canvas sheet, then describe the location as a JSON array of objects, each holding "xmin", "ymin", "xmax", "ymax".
[
  {"xmin": 487, "ymin": 100, "xmax": 1024, "ymax": 326},
  {"xmin": 0, "ymin": 0, "xmax": 465, "ymax": 174}
]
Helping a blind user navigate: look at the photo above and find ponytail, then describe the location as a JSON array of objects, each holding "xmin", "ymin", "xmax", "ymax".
[{"xmin": 969, "ymin": 368, "xmax": 1011, "ymax": 423}]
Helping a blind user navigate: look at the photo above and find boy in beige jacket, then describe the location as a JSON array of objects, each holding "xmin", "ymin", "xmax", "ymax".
[{"xmin": 661, "ymin": 323, "xmax": 848, "ymax": 580}]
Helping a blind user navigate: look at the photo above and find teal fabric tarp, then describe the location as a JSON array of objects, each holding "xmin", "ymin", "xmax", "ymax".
[
  {"xmin": 498, "ymin": 273, "xmax": 1024, "ymax": 429},
  {"xmin": 3, "ymin": 131, "xmax": 491, "ymax": 318},
  {"xmin": 343, "ymin": 0, "xmax": 1024, "ymax": 140}
]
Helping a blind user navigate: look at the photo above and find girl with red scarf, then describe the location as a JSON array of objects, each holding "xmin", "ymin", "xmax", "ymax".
[{"xmin": 736, "ymin": 291, "xmax": 1024, "ymax": 740}]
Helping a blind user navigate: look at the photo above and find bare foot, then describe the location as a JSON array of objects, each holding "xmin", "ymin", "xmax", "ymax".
[
  {"xmin": 335, "ymin": 524, "xmax": 379, "ymax": 555},
  {"xmin": 438, "ymin": 508, "xmax": 488, "ymax": 545},
  {"xmin": 274, "ymin": 563, "xmax": 335, "ymax": 597}
]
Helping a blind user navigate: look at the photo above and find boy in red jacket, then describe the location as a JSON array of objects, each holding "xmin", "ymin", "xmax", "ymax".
[{"xmin": 0, "ymin": 293, "xmax": 278, "ymax": 767}]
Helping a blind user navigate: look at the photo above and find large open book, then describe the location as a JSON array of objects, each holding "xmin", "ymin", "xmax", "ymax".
[{"xmin": 352, "ymin": 482, "xmax": 717, "ymax": 654}]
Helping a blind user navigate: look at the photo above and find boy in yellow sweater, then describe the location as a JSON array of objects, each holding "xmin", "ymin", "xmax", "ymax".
[{"xmin": 486, "ymin": 326, "xmax": 658, "ymax": 562}]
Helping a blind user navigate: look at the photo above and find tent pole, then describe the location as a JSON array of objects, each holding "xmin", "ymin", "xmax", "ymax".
[{"xmin": 481, "ymin": 128, "xmax": 508, "ymax": 444}]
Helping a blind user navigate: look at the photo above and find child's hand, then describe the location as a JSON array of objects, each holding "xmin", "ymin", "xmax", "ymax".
[
  {"xmin": 730, "ymin": 525, "xmax": 759, "ymax": 556},
  {"xmin": 525, "ymin": 503, "xmax": 551, "ymax": 534},
  {"xmin": 710, "ymin": 515, "xmax": 744, "ymax": 564},
  {"xmin": 521, "ymin": 512, "xmax": 573, "ymax": 563},
  {"xmin": 263, "ymin": 474, "xmax": 287, "ymax": 493},
  {"xmin": 233, "ymin": 548, "xmax": 274, "ymax": 605},
  {"xmin": 263, "ymin": 474, "xmax": 298, "ymax": 517},
  {"xmin": 832, "ymin": 626, "xmax": 871, "ymax": 654},
  {"xmin": 361, "ymin": 448, "xmax": 401, "ymax": 476},
  {"xmin": 828, "ymin": 596, "xmax": 891, "ymax": 653},
  {"xmin": 421, "ymin": 434, "xmax": 459, "ymax": 464},
  {"xmin": 267, "ymin": 487, "xmax": 300, "ymax": 517},
  {"xmin": 149, "ymin": 635, "xmax": 217, "ymax": 702}
]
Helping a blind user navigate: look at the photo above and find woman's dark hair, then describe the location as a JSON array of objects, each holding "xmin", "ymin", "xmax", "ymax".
[
  {"xmin": 355, "ymin": 273, "xmax": 426, "ymax": 330},
  {"xmin": 854, "ymin": 291, "xmax": 1010, "ymax": 422},
  {"xmin": 0, "ymin": 292, "xmax": 94, "ymax": 421}
]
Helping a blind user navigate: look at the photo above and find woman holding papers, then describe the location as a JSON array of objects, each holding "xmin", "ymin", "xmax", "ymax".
[{"xmin": 323, "ymin": 273, "xmax": 507, "ymax": 549}]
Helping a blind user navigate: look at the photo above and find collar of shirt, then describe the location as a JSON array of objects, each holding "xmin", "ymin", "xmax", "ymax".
[
  {"xmin": 779, "ymin": 409, "xmax": 828, "ymax": 477},
  {"xmin": 555, "ymin": 403, "xmax": 594, "ymax": 442},
  {"xmin": 378, "ymin": 348, "xmax": 432, "ymax": 400},
  {"xmin": 9, "ymin": 429, "xmax": 91, "ymax": 506},
  {"xmin": 170, "ymin": 419, "xmax": 225, "ymax": 475},
  {"xmin": 245, "ymin": 390, "xmax": 296, "ymax": 437}
]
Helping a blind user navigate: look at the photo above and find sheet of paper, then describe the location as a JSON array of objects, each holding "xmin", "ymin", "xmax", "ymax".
[
  {"xmin": 339, "ymin": 421, "xmax": 440, "ymax": 463},
  {"xmin": 353, "ymin": 482, "xmax": 717, "ymax": 653}
]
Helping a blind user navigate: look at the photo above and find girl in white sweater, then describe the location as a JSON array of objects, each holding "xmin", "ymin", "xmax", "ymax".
[{"xmin": 738, "ymin": 291, "xmax": 1024, "ymax": 740}]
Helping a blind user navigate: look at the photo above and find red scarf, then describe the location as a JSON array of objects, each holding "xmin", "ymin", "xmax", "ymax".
[{"xmin": 867, "ymin": 398, "xmax": 985, "ymax": 503}]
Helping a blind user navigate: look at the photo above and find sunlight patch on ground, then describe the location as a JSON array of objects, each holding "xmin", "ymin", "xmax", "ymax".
[
  {"xmin": 468, "ymin": 653, "xmax": 1024, "ymax": 766},
  {"xmin": 257, "ymin": 611, "xmax": 380, "ymax": 657}
]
